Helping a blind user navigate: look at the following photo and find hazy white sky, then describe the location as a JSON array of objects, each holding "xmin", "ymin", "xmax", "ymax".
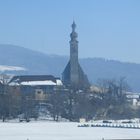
[{"xmin": 0, "ymin": 0, "xmax": 140, "ymax": 63}]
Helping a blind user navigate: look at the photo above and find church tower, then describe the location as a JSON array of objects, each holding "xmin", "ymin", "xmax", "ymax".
[
  {"xmin": 70, "ymin": 21, "xmax": 79, "ymax": 86},
  {"xmin": 62, "ymin": 22, "xmax": 90, "ymax": 90}
]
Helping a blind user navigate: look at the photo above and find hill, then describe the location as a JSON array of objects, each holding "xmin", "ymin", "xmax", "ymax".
[{"xmin": 0, "ymin": 44, "xmax": 140, "ymax": 92}]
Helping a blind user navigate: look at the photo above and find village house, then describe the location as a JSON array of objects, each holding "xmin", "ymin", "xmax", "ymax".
[
  {"xmin": 125, "ymin": 92, "xmax": 140, "ymax": 107},
  {"xmin": 9, "ymin": 75, "xmax": 63, "ymax": 101}
]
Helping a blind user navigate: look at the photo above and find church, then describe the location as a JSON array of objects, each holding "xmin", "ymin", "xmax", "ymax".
[{"xmin": 62, "ymin": 22, "xmax": 90, "ymax": 90}]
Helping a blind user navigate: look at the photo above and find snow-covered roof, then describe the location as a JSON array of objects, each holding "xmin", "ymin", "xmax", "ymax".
[
  {"xmin": 0, "ymin": 65, "xmax": 26, "ymax": 72},
  {"xmin": 20, "ymin": 80, "xmax": 56, "ymax": 86},
  {"xmin": 126, "ymin": 94, "xmax": 140, "ymax": 99},
  {"xmin": 9, "ymin": 75, "xmax": 63, "ymax": 86},
  {"xmin": 56, "ymin": 79, "xmax": 63, "ymax": 86}
]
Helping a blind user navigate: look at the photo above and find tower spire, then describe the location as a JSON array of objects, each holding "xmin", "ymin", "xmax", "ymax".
[
  {"xmin": 70, "ymin": 21, "xmax": 78, "ymax": 41},
  {"xmin": 72, "ymin": 21, "xmax": 76, "ymax": 32}
]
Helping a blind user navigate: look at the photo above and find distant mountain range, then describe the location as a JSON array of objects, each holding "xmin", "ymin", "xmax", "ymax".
[{"xmin": 0, "ymin": 44, "xmax": 140, "ymax": 92}]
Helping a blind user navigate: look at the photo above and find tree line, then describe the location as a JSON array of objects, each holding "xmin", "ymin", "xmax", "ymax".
[{"xmin": 0, "ymin": 74, "xmax": 140, "ymax": 122}]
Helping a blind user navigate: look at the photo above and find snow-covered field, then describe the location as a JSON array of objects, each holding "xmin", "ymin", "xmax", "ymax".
[
  {"xmin": 0, "ymin": 65, "xmax": 26, "ymax": 72},
  {"xmin": 0, "ymin": 122, "xmax": 140, "ymax": 140}
]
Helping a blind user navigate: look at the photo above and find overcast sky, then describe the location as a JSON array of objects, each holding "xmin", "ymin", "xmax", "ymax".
[{"xmin": 0, "ymin": 0, "xmax": 140, "ymax": 63}]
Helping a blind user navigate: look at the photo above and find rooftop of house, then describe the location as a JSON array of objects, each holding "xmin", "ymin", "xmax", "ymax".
[{"xmin": 9, "ymin": 75, "xmax": 63, "ymax": 86}]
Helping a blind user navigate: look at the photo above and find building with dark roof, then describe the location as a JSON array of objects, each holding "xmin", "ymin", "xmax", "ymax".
[
  {"xmin": 9, "ymin": 75, "xmax": 62, "ymax": 86},
  {"xmin": 9, "ymin": 75, "xmax": 63, "ymax": 100}
]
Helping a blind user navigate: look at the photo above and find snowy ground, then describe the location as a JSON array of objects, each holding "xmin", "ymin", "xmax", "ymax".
[
  {"xmin": 0, "ymin": 65, "xmax": 26, "ymax": 72},
  {"xmin": 0, "ymin": 122, "xmax": 140, "ymax": 140}
]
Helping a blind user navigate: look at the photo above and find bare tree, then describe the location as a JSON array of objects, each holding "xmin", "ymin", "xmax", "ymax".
[{"xmin": 0, "ymin": 74, "xmax": 10, "ymax": 121}]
